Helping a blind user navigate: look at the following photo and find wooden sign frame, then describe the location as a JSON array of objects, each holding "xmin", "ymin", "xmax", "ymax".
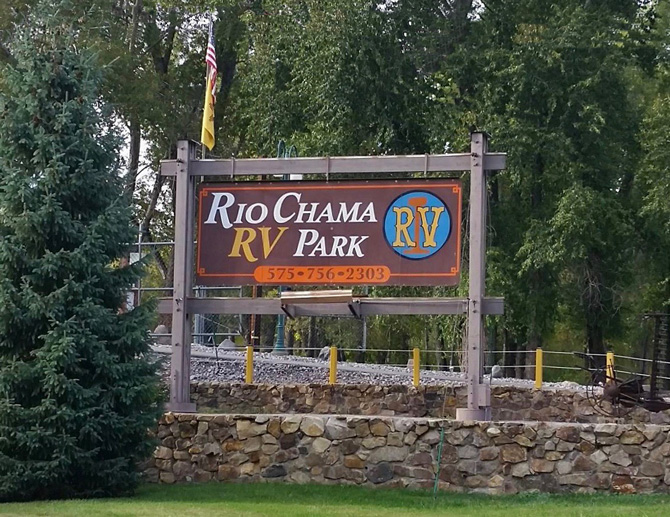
[{"xmin": 159, "ymin": 132, "xmax": 505, "ymax": 420}]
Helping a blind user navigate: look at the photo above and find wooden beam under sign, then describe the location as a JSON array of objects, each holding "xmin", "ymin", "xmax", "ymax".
[
  {"xmin": 156, "ymin": 297, "xmax": 504, "ymax": 316},
  {"xmin": 281, "ymin": 290, "xmax": 354, "ymax": 304}
]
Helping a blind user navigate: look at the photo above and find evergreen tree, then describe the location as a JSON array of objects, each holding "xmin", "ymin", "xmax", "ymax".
[{"xmin": 0, "ymin": 3, "xmax": 161, "ymax": 501}]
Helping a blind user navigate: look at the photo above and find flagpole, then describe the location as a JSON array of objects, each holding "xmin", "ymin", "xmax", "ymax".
[
  {"xmin": 203, "ymin": 18, "xmax": 209, "ymax": 162},
  {"xmin": 196, "ymin": 16, "xmax": 210, "ymax": 348},
  {"xmin": 201, "ymin": 16, "xmax": 216, "ymax": 158},
  {"xmin": 202, "ymin": 18, "xmax": 211, "ymax": 162}
]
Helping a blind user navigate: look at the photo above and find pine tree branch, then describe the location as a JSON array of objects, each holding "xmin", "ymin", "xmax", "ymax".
[{"xmin": 0, "ymin": 41, "xmax": 16, "ymax": 66}]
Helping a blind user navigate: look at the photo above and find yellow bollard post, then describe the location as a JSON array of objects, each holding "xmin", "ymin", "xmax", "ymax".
[
  {"xmin": 329, "ymin": 346, "xmax": 337, "ymax": 385},
  {"xmin": 413, "ymin": 348, "xmax": 420, "ymax": 387},
  {"xmin": 606, "ymin": 351, "xmax": 615, "ymax": 383},
  {"xmin": 245, "ymin": 346, "xmax": 253, "ymax": 384},
  {"xmin": 534, "ymin": 348, "xmax": 543, "ymax": 390}
]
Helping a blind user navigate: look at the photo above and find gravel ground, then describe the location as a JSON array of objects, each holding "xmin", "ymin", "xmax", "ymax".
[
  {"xmin": 153, "ymin": 344, "xmax": 585, "ymax": 391},
  {"xmin": 189, "ymin": 359, "xmax": 439, "ymax": 386}
]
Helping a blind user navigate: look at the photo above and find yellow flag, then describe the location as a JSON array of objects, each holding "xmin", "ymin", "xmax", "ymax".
[
  {"xmin": 201, "ymin": 22, "xmax": 217, "ymax": 151},
  {"xmin": 201, "ymin": 75, "xmax": 215, "ymax": 151}
]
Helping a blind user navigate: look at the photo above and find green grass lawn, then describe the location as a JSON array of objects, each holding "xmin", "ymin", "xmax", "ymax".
[{"xmin": 1, "ymin": 483, "xmax": 670, "ymax": 517}]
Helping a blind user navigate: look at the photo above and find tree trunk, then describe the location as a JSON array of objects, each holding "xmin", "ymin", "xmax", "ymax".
[
  {"xmin": 523, "ymin": 153, "xmax": 545, "ymax": 379},
  {"xmin": 503, "ymin": 329, "xmax": 514, "ymax": 377},
  {"xmin": 514, "ymin": 345, "xmax": 527, "ymax": 379},
  {"xmin": 583, "ymin": 255, "xmax": 607, "ymax": 366},
  {"xmin": 308, "ymin": 317, "xmax": 317, "ymax": 357},
  {"xmin": 286, "ymin": 324, "xmax": 294, "ymax": 355},
  {"xmin": 357, "ymin": 317, "xmax": 367, "ymax": 363},
  {"xmin": 443, "ymin": 0, "xmax": 475, "ymax": 57},
  {"xmin": 526, "ymin": 331, "xmax": 541, "ymax": 380},
  {"xmin": 124, "ymin": 118, "xmax": 141, "ymax": 198},
  {"xmin": 437, "ymin": 330, "xmax": 445, "ymax": 371},
  {"xmin": 586, "ymin": 319, "xmax": 606, "ymax": 358},
  {"xmin": 127, "ymin": 0, "xmax": 143, "ymax": 51},
  {"xmin": 524, "ymin": 268, "xmax": 544, "ymax": 379}
]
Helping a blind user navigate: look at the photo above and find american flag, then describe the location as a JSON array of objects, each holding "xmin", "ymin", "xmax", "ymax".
[{"xmin": 205, "ymin": 22, "xmax": 217, "ymax": 102}]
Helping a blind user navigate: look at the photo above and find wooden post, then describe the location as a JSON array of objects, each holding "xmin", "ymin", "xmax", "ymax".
[
  {"xmin": 412, "ymin": 347, "xmax": 420, "ymax": 387},
  {"xmin": 535, "ymin": 348, "xmax": 543, "ymax": 390},
  {"xmin": 456, "ymin": 132, "xmax": 491, "ymax": 421},
  {"xmin": 168, "ymin": 140, "xmax": 197, "ymax": 412}
]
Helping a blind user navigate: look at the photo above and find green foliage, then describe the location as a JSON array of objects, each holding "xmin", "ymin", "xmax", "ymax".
[
  {"xmin": 218, "ymin": 0, "xmax": 663, "ymax": 366},
  {"xmin": 0, "ymin": 2, "xmax": 161, "ymax": 501},
  {"xmin": 4, "ymin": 0, "xmax": 670, "ymax": 377},
  {"xmin": 635, "ymin": 94, "xmax": 670, "ymax": 309},
  {"xmin": 429, "ymin": 0, "xmax": 648, "ymax": 360},
  {"xmin": 220, "ymin": 0, "xmax": 431, "ymax": 158}
]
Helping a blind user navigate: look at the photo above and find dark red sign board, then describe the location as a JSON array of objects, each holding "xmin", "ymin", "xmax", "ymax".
[{"xmin": 196, "ymin": 179, "xmax": 462, "ymax": 286}]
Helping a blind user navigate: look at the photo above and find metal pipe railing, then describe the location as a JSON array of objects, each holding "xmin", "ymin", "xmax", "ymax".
[{"xmin": 151, "ymin": 338, "xmax": 670, "ymax": 388}]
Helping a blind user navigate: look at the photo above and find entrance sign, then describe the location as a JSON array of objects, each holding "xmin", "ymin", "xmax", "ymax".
[
  {"xmin": 196, "ymin": 179, "xmax": 462, "ymax": 286},
  {"xmin": 159, "ymin": 132, "xmax": 506, "ymax": 420}
]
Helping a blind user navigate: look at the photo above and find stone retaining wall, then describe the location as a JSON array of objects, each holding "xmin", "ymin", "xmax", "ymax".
[
  {"xmin": 146, "ymin": 413, "xmax": 670, "ymax": 494},
  {"xmin": 190, "ymin": 382, "xmax": 670, "ymax": 424}
]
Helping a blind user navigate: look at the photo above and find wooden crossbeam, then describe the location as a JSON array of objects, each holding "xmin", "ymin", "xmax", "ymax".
[
  {"xmin": 160, "ymin": 153, "xmax": 506, "ymax": 177},
  {"xmin": 156, "ymin": 296, "xmax": 504, "ymax": 317}
]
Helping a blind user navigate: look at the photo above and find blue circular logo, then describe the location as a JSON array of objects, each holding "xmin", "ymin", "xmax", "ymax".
[{"xmin": 383, "ymin": 191, "xmax": 451, "ymax": 260}]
